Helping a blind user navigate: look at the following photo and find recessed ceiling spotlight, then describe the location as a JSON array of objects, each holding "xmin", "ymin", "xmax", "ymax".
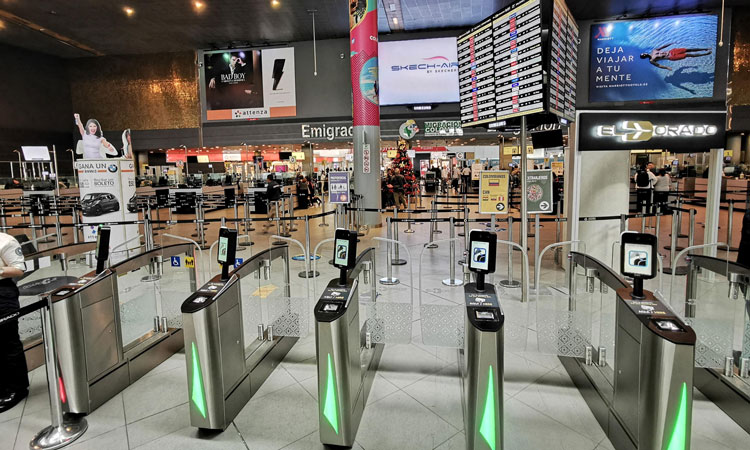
[
  {"xmin": 123, "ymin": 6, "xmax": 135, "ymax": 17},
  {"xmin": 392, "ymin": 17, "xmax": 398, "ymax": 25},
  {"xmin": 193, "ymin": 1, "xmax": 205, "ymax": 11},
  {"xmin": 271, "ymin": 0, "xmax": 281, "ymax": 8}
]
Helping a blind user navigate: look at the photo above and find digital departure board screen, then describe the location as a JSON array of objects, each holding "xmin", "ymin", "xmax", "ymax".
[
  {"xmin": 547, "ymin": 0, "xmax": 578, "ymax": 120},
  {"xmin": 458, "ymin": 0, "xmax": 579, "ymax": 127}
]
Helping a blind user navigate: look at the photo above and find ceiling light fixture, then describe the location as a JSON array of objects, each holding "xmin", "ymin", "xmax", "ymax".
[
  {"xmin": 271, "ymin": 0, "xmax": 281, "ymax": 8},
  {"xmin": 123, "ymin": 6, "xmax": 135, "ymax": 17},
  {"xmin": 0, "ymin": 20, "xmax": 5, "ymax": 30},
  {"xmin": 392, "ymin": 17, "xmax": 398, "ymax": 25},
  {"xmin": 193, "ymin": 1, "xmax": 205, "ymax": 11}
]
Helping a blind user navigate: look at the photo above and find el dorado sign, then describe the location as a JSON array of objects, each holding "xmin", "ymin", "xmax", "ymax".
[{"xmin": 578, "ymin": 111, "xmax": 726, "ymax": 152}]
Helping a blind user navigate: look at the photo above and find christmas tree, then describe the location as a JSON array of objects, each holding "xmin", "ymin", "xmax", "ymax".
[{"xmin": 391, "ymin": 139, "xmax": 418, "ymax": 197}]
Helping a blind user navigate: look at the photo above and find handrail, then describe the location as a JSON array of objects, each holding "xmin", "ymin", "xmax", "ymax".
[
  {"xmin": 231, "ymin": 245, "xmax": 288, "ymax": 280},
  {"xmin": 349, "ymin": 247, "xmax": 376, "ymax": 281},
  {"xmin": 534, "ymin": 240, "xmax": 584, "ymax": 291},
  {"xmin": 24, "ymin": 242, "xmax": 96, "ymax": 260},
  {"xmin": 688, "ymin": 254, "xmax": 750, "ymax": 278},
  {"xmin": 110, "ymin": 243, "xmax": 195, "ymax": 274},
  {"xmin": 569, "ymin": 251, "xmax": 630, "ymax": 291}
]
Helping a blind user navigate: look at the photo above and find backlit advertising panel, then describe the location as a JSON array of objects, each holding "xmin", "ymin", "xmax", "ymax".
[{"xmin": 589, "ymin": 14, "xmax": 718, "ymax": 103}]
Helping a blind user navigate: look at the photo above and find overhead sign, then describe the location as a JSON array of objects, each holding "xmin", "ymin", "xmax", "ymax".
[
  {"xmin": 329, "ymin": 171, "xmax": 350, "ymax": 204},
  {"xmin": 503, "ymin": 145, "xmax": 534, "ymax": 156},
  {"xmin": 479, "ymin": 171, "xmax": 510, "ymax": 214},
  {"xmin": 578, "ymin": 111, "xmax": 726, "ymax": 151},
  {"xmin": 292, "ymin": 151, "xmax": 305, "ymax": 161},
  {"xmin": 387, "ymin": 150, "xmax": 398, "ymax": 158},
  {"xmin": 301, "ymin": 123, "xmax": 353, "ymax": 141},
  {"xmin": 526, "ymin": 169, "xmax": 553, "ymax": 213},
  {"xmin": 424, "ymin": 120, "xmax": 463, "ymax": 137}
]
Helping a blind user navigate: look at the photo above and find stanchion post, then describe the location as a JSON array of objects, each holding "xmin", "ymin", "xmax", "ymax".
[
  {"xmin": 688, "ymin": 209, "xmax": 696, "ymax": 248},
  {"xmin": 620, "ymin": 214, "xmax": 627, "ymax": 234},
  {"xmin": 289, "ymin": 193, "xmax": 298, "ymax": 232},
  {"xmin": 391, "ymin": 207, "xmax": 406, "ymax": 265},
  {"xmin": 426, "ymin": 209, "xmax": 438, "ymax": 249},
  {"xmin": 727, "ymin": 199, "xmax": 737, "ymax": 251},
  {"xmin": 404, "ymin": 194, "xmax": 414, "ymax": 233},
  {"xmin": 499, "ymin": 215, "xmax": 520, "ymax": 288},
  {"xmin": 0, "ymin": 201, "xmax": 6, "ymax": 231},
  {"xmin": 319, "ymin": 192, "xmax": 329, "ymax": 227},
  {"xmin": 654, "ymin": 211, "xmax": 661, "ymax": 243},
  {"xmin": 379, "ymin": 217, "xmax": 399, "ymax": 285},
  {"xmin": 534, "ymin": 214, "xmax": 540, "ymax": 270},
  {"xmin": 640, "ymin": 203, "xmax": 647, "ymax": 233},
  {"xmin": 71, "ymin": 205, "xmax": 80, "ymax": 244},
  {"xmin": 244, "ymin": 195, "xmax": 255, "ymax": 232},
  {"xmin": 669, "ymin": 209, "xmax": 678, "ymax": 269},
  {"xmin": 298, "ymin": 215, "xmax": 319, "ymax": 278},
  {"xmin": 52, "ymin": 196, "xmax": 63, "ymax": 247},
  {"xmin": 442, "ymin": 217, "xmax": 463, "ymax": 286}
]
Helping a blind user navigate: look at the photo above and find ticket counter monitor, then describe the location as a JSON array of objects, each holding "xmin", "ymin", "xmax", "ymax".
[
  {"xmin": 315, "ymin": 229, "xmax": 383, "ymax": 447},
  {"xmin": 612, "ymin": 233, "xmax": 696, "ymax": 450},
  {"xmin": 463, "ymin": 230, "xmax": 504, "ymax": 450}
]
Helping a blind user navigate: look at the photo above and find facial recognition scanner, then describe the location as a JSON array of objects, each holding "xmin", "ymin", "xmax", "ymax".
[
  {"xmin": 612, "ymin": 233, "xmax": 696, "ymax": 450},
  {"xmin": 217, "ymin": 226, "xmax": 237, "ymax": 281},
  {"xmin": 463, "ymin": 230, "xmax": 504, "ymax": 450},
  {"xmin": 94, "ymin": 226, "xmax": 111, "ymax": 274},
  {"xmin": 315, "ymin": 229, "xmax": 383, "ymax": 447},
  {"xmin": 620, "ymin": 232, "xmax": 657, "ymax": 299}
]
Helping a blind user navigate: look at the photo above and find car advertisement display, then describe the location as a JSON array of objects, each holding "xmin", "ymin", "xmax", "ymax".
[
  {"xmin": 379, "ymin": 37, "xmax": 459, "ymax": 106},
  {"xmin": 589, "ymin": 14, "xmax": 718, "ymax": 103},
  {"xmin": 479, "ymin": 171, "xmax": 509, "ymax": 214},
  {"xmin": 526, "ymin": 169, "xmax": 553, "ymax": 213},
  {"xmin": 76, "ymin": 159, "xmax": 139, "ymax": 263},
  {"xmin": 202, "ymin": 47, "xmax": 296, "ymax": 121}
]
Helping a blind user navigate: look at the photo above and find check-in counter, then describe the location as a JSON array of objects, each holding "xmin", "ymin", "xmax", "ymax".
[{"xmin": 724, "ymin": 178, "xmax": 748, "ymax": 204}]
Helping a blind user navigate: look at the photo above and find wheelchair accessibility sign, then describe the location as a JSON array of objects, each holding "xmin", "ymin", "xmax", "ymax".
[
  {"xmin": 234, "ymin": 258, "xmax": 244, "ymax": 268},
  {"xmin": 170, "ymin": 256, "xmax": 181, "ymax": 267}
]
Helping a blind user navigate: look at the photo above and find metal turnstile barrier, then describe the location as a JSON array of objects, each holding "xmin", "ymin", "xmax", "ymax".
[
  {"xmin": 315, "ymin": 248, "xmax": 383, "ymax": 447},
  {"xmin": 181, "ymin": 245, "xmax": 301, "ymax": 430},
  {"xmin": 46, "ymin": 243, "xmax": 198, "ymax": 414},
  {"xmin": 542, "ymin": 251, "xmax": 697, "ymax": 450}
]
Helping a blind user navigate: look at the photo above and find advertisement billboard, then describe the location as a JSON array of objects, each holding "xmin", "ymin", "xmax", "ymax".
[
  {"xmin": 201, "ymin": 47, "xmax": 296, "ymax": 121},
  {"xmin": 589, "ymin": 14, "xmax": 718, "ymax": 103},
  {"xmin": 379, "ymin": 37, "xmax": 459, "ymax": 106}
]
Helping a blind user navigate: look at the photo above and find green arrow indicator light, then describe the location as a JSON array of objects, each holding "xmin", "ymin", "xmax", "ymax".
[
  {"xmin": 323, "ymin": 353, "xmax": 339, "ymax": 434},
  {"xmin": 190, "ymin": 342, "xmax": 207, "ymax": 418},
  {"xmin": 479, "ymin": 365, "xmax": 497, "ymax": 450},
  {"xmin": 666, "ymin": 382, "xmax": 688, "ymax": 450}
]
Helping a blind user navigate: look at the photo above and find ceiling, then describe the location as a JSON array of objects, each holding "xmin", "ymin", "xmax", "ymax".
[{"xmin": 0, "ymin": 0, "xmax": 742, "ymax": 58}]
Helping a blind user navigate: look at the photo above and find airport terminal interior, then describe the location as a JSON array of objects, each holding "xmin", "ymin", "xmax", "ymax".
[{"xmin": 1, "ymin": 1, "xmax": 750, "ymax": 449}]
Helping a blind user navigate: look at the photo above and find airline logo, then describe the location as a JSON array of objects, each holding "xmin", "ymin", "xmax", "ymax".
[{"xmin": 595, "ymin": 121, "xmax": 719, "ymax": 142}]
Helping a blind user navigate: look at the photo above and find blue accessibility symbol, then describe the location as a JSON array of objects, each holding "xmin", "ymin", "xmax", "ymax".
[
  {"xmin": 234, "ymin": 258, "xmax": 244, "ymax": 268},
  {"xmin": 170, "ymin": 256, "xmax": 181, "ymax": 267}
]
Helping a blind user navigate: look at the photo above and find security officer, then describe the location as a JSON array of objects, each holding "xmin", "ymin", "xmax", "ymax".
[{"xmin": 0, "ymin": 232, "xmax": 28, "ymax": 412}]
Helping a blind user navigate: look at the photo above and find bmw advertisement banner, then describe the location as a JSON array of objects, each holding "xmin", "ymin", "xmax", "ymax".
[
  {"xmin": 76, "ymin": 159, "xmax": 139, "ymax": 263},
  {"xmin": 589, "ymin": 14, "xmax": 718, "ymax": 103},
  {"xmin": 526, "ymin": 170, "xmax": 553, "ymax": 214}
]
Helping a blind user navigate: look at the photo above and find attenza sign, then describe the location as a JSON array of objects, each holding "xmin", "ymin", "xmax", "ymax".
[{"xmin": 578, "ymin": 111, "xmax": 726, "ymax": 152}]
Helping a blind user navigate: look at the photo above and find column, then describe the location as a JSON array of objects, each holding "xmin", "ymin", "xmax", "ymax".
[
  {"xmin": 726, "ymin": 134, "xmax": 741, "ymax": 165},
  {"xmin": 703, "ymin": 148, "xmax": 723, "ymax": 257},
  {"xmin": 743, "ymin": 133, "xmax": 750, "ymax": 165},
  {"xmin": 350, "ymin": 0, "xmax": 380, "ymax": 226}
]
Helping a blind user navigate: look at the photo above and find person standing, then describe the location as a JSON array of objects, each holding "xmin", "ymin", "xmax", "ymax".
[
  {"xmin": 653, "ymin": 168, "xmax": 672, "ymax": 213},
  {"xmin": 0, "ymin": 232, "xmax": 29, "ymax": 412},
  {"xmin": 461, "ymin": 164, "xmax": 471, "ymax": 193},
  {"xmin": 634, "ymin": 163, "xmax": 657, "ymax": 213},
  {"xmin": 264, "ymin": 174, "xmax": 282, "ymax": 230},
  {"xmin": 391, "ymin": 168, "xmax": 407, "ymax": 209}
]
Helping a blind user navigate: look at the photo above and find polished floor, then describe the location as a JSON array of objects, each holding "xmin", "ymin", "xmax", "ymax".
[{"xmin": 1, "ymin": 194, "xmax": 748, "ymax": 450}]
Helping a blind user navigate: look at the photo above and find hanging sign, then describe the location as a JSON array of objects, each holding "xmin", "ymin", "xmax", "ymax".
[
  {"xmin": 329, "ymin": 171, "xmax": 350, "ymax": 204},
  {"xmin": 479, "ymin": 171, "xmax": 509, "ymax": 214},
  {"xmin": 526, "ymin": 169, "xmax": 553, "ymax": 214},
  {"xmin": 362, "ymin": 143, "xmax": 371, "ymax": 174}
]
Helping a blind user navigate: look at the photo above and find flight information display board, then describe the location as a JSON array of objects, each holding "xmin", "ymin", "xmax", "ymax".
[
  {"xmin": 458, "ymin": 0, "xmax": 579, "ymax": 127},
  {"xmin": 458, "ymin": 17, "xmax": 496, "ymax": 126},
  {"xmin": 547, "ymin": 0, "xmax": 578, "ymax": 120}
]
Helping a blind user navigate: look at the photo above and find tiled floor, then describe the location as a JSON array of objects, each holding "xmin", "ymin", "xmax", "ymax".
[{"xmin": 2, "ymin": 196, "xmax": 749, "ymax": 449}]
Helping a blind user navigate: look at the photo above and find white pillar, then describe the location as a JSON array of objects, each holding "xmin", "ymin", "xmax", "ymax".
[{"xmin": 703, "ymin": 148, "xmax": 723, "ymax": 257}]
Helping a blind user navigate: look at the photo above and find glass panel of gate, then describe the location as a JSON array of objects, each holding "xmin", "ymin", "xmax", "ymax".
[
  {"xmin": 535, "ymin": 254, "xmax": 594, "ymax": 357},
  {"xmin": 596, "ymin": 279, "xmax": 618, "ymax": 382},
  {"xmin": 157, "ymin": 248, "xmax": 198, "ymax": 329},
  {"xmin": 266, "ymin": 248, "xmax": 308, "ymax": 338},
  {"xmin": 117, "ymin": 258, "xmax": 160, "ymax": 347},
  {"xmin": 679, "ymin": 255, "xmax": 734, "ymax": 369},
  {"xmin": 489, "ymin": 239, "xmax": 529, "ymax": 352},
  {"xmin": 360, "ymin": 240, "xmax": 415, "ymax": 344},
  {"xmin": 239, "ymin": 255, "xmax": 264, "ymax": 356},
  {"xmin": 418, "ymin": 237, "xmax": 465, "ymax": 349}
]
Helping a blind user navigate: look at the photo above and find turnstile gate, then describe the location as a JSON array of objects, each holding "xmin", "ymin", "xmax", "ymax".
[{"xmin": 181, "ymin": 244, "xmax": 299, "ymax": 430}]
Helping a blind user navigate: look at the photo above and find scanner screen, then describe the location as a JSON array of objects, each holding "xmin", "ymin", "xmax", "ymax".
[{"xmin": 475, "ymin": 311, "xmax": 495, "ymax": 320}]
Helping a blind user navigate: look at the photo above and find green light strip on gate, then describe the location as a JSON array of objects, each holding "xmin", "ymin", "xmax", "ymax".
[
  {"xmin": 323, "ymin": 353, "xmax": 339, "ymax": 434},
  {"xmin": 479, "ymin": 365, "xmax": 497, "ymax": 450},
  {"xmin": 665, "ymin": 382, "xmax": 688, "ymax": 450},
  {"xmin": 191, "ymin": 342, "xmax": 207, "ymax": 418}
]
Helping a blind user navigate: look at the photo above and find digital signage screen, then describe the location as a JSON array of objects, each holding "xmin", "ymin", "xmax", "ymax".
[
  {"xmin": 378, "ymin": 38, "xmax": 460, "ymax": 106},
  {"xmin": 589, "ymin": 14, "xmax": 718, "ymax": 103},
  {"xmin": 201, "ymin": 47, "xmax": 297, "ymax": 121}
]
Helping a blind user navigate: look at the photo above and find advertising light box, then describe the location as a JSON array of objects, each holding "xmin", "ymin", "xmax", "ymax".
[
  {"xmin": 378, "ymin": 37, "xmax": 460, "ymax": 106},
  {"xmin": 589, "ymin": 14, "xmax": 718, "ymax": 103}
]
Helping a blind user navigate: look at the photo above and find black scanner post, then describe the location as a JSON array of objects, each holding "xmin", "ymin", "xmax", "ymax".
[
  {"xmin": 95, "ymin": 226, "xmax": 111, "ymax": 275},
  {"xmin": 217, "ymin": 227, "xmax": 238, "ymax": 281}
]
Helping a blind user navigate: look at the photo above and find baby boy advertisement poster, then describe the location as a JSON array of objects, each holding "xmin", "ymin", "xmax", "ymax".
[{"xmin": 589, "ymin": 14, "xmax": 717, "ymax": 103}]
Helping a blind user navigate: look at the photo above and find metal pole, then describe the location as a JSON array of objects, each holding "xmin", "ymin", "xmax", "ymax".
[
  {"xmin": 654, "ymin": 211, "xmax": 661, "ymax": 244},
  {"xmin": 676, "ymin": 196, "xmax": 686, "ymax": 238},
  {"xmin": 319, "ymin": 191, "xmax": 329, "ymax": 227},
  {"xmin": 379, "ymin": 217, "xmax": 399, "ymax": 285},
  {"xmin": 30, "ymin": 301, "xmax": 88, "ymax": 449},
  {"xmin": 391, "ymin": 207, "xmax": 406, "ymax": 265},
  {"xmin": 404, "ymin": 194, "xmax": 414, "ymax": 233},
  {"xmin": 499, "ymin": 215, "xmax": 520, "ymax": 288},
  {"xmin": 520, "ymin": 115, "xmax": 529, "ymax": 295},
  {"xmin": 689, "ymin": 209, "xmax": 696, "ymax": 248},
  {"xmin": 288, "ymin": 193, "xmax": 298, "ymax": 232},
  {"xmin": 442, "ymin": 216, "xmax": 462, "ymax": 286},
  {"xmin": 426, "ymin": 207, "xmax": 438, "ymax": 249},
  {"xmin": 727, "ymin": 199, "xmax": 737, "ymax": 251},
  {"xmin": 641, "ymin": 203, "xmax": 647, "ymax": 233},
  {"xmin": 534, "ymin": 214, "xmax": 540, "ymax": 272},
  {"xmin": 0, "ymin": 202, "xmax": 6, "ymax": 232},
  {"xmin": 71, "ymin": 205, "xmax": 80, "ymax": 244},
  {"xmin": 432, "ymin": 194, "xmax": 442, "ymax": 234},
  {"xmin": 298, "ymin": 215, "xmax": 319, "ymax": 278}
]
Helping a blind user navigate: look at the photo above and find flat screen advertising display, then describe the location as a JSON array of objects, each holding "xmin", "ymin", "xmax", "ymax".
[
  {"xmin": 379, "ymin": 38, "xmax": 460, "ymax": 106},
  {"xmin": 589, "ymin": 14, "xmax": 718, "ymax": 103},
  {"xmin": 201, "ymin": 47, "xmax": 296, "ymax": 121},
  {"xmin": 21, "ymin": 146, "xmax": 51, "ymax": 161}
]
